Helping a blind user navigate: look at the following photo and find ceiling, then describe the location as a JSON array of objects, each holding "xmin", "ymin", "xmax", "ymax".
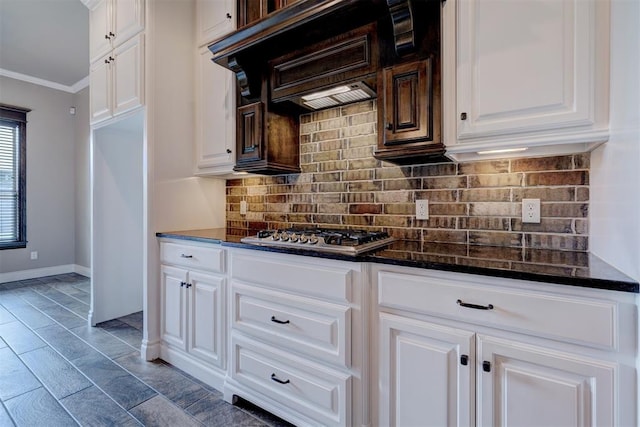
[{"xmin": 0, "ymin": 0, "xmax": 89, "ymax": 92}]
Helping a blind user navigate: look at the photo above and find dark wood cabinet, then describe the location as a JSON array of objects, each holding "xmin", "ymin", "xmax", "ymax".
[
  {"xmin": 234, "ymin": 101, "xmax": 300, "ymax": 174},
  {"xmin": 374, "ymin": 58, "xmax": 445, "ymax": 163},
  {"xmin": 237, "ymin": 0, "xmax": 300, "ymax": 28},
  {"xmin": 236, "ymin": 102, "xmax": 263, "ymax": 164}
]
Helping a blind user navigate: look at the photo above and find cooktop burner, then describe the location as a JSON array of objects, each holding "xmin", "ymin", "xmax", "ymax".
[{"xmin": 241, "ymin": 228, "xmax": 395, "ymax": 255}]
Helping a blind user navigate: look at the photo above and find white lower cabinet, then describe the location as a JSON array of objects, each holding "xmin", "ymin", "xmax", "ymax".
[
  {"xmin": 159, "ymin": 240, "xmax": 226, "ymax": 388},
  {"xmin": 374, "ymin": 265, "xmax": 636, "ymax": 427},
  {"xmin": 225, "ymin": 248, "xmax": 367, "ymax": 427},
  {"xmin": 478, "ymin": 335, "xmax": 614, "ymax": 427}
]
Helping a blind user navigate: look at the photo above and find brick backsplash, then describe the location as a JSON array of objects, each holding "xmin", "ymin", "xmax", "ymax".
[{"xmin": 226, "ymin": 100, "xmax": 590, "ymax": 258}]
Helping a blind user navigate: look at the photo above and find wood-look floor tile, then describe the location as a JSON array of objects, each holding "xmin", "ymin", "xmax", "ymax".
[
  {"xmin": 61, "ymin": 386, "xmax": 141, "ymax": 427},
  {"xmin": 130, "ymin": 395, "xmax": 201, "ymax": 427},
  {"xmin": 0, "ymin": 347, "xmax": 41, "ymax": 401},
  {"xmin": 34, "ymin": 324, "xmax": 103, "ymax": 362},
  {"xmin": 5, "ymin": 305, "xmax": 55, "ymax": 330},
  {"xmin": 115, "ymin": 352, "xmax": 209, "ymax": 409},
  {"xmin": 73, "ymin": 352, "xmax": 156, "ymax": 410},
  {"xmin": 4, "ymin": 387, "xmax": 77, "ymax": 427},
  {"xmin": 0, "ymin": 305, "xmax": 15, "ymax": 325},
  {"xmin": 0, "ymin": 321, "xmax": 47, "ymax": 354},
  {"xmin": 186, "ymin": 394, "xmax": 267, "ymax": 426},
  {"xmin": 71, "ymin": 325, "xmax": 136, "ymax": 359},
  {"xmin": 0, "ymin": 401, "xmax": 13, "ymax": 426},
  {"xmin": 20, "ymin": 347, "xmax": 92, "ymax": 399},
  {"xmin": 97, "ymin": 320, "xmax": 142, "ymax": 348},
  {"xmin": 37, "ymin": 305, "xmax": 86, "ymax": 329}
]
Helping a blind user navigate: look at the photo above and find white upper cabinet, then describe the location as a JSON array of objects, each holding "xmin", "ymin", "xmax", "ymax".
[
  {"xmin": 90, "ymin": 0, "xmax": 144, "ymax": 64},
  {"xmin": 194, "ymin": 47, "xmax": 236, "ymax": 175},
  {"xmin": 442, "ymin": 0, "xmax": 610, "ymax": 161},
  {"xmin": 196, "ymin": 0, "xmax": 236, "ymax": 47}
]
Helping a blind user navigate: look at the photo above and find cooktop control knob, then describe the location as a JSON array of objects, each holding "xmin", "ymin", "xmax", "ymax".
[
  {"xmin": 308, "ymin": 234, "xmax": 319, "ymax": 244},
  {"xmin": 271, "ymin": 232, "xmax": 280, "ymax": 241},
  {"xmin": 299, "ymin": 234, "xmax": 309, "ymax": 243},
  {"xmin": 290, "ymin": 233, "xmax": 299, "ymax": 242},
  {"xmin": 280, "ymin": 233, "xmax": 290, "ymax": 242}
]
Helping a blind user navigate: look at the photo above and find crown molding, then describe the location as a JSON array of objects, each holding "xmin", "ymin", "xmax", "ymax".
[{"xmin": 0, "ymin": 68, "xmax": 89, "ymax": 94}]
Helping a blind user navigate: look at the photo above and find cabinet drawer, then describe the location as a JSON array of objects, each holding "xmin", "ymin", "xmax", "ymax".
[
  {"xmin": 232, "ymin": 284, "xmax": 351, "ymax": 366},
  {"xmin": 161, "ymin": 242, "xmax": 224, "ymax": 273},
  {"xmin": 231, "ymin": 335, "xmax": 351, "ymax": 426},
  {"xmin": 377, "ymin": 270, "xmax": 618, "ymax": 350},
  {"xmin": 231, "ymin": 251, "xmax": 352, "ymax": 303}
]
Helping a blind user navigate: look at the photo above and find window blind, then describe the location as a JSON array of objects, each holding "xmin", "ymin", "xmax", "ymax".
[
  {"xmin": 0, "ymin": 120, "xmax": 19, "ymax": 242},
  {"xmin": 0, "ymin": 104, "xmax": 29, "ymax": 249}
]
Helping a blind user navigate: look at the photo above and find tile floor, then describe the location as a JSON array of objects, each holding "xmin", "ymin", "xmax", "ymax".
[{"xmin": 0, "ymin": 273, "xmax": 293, "ymax": 427}]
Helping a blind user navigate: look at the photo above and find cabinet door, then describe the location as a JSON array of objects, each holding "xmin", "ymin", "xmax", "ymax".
[
  {"xmin": 188, "ymin": 272, "xmax": 225, "ymax": 368},
  {"xmin": 477, "ymin": 335, "xmax": 615, "ymax": 427},
  {"xmin": 379, "ymin": 313, "xmax": 474, "ymax": 427},
  {"xmin": 89, "ymin": 0, "xmax": 112, "ymax": 64},
  {"xmin": 112, "ymin": 0, "xmax": 144, "ymax": 48},
  {"xmin": 161, "ymin": 265, "xmax": 188, "ymax": 350},
  {"xmin": 197, "ymin": 0, "xmax": 235, "ymax": 46},
  {"xmin": 456, "ymin": 0, "xmax": 598, "ymax": 141},
  {"xmin": 195, "ymin": 47, "xmax": 235, "ymax": 174},
  {"xmin": 90, "ymin": 55, "xmax": 113, "ymax": 124},
  {"xmin": 112, "ymin": 34, "xmax": 144, "ymax": 117},
  {"xmin": 381, "ymin": 59, "xmax": 434, "ymax": 145},
  {"xmin": 236, "ymin": 102, "xmax": 263, "ymax": 163}
]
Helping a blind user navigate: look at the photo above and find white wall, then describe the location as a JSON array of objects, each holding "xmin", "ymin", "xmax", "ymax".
[
  {"xmin": 0, "ymin": 76, "xmax": 77, "ymax": 277},
  {"xmin": 590, "ymin": 0, "xmax": 640, "ymax": 282},
  {"xmin": 73, "ymin": 87, "xmax": 91, "ymax": 273},
  {"xmin": 91, "ymin": 112, "xmax": 144, "ymax": 324}
]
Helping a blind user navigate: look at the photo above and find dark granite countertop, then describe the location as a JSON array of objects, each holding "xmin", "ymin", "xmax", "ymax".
[{"xmin": 156, "ymin": 229, "xmax": 639, "ymax": 293}]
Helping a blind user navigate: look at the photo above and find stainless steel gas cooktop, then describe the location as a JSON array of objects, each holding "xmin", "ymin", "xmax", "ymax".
[{"xmin": 241, "ymin": 228, "xmax": 395, "ymax": 255}]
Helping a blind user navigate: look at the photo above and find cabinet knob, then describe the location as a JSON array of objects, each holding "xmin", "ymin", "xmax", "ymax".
[
  {"xmin": 109, "ymin": 31, "xmax": 115, "ymax": 37},
  {"xmin": 460, "ymin": 355, "xmax": 469, "ymax": 366},
  {"xmin": 226, "ymin": 12, "xmax": 232, "ymax": 19},
  {"xmin": 226, "ymin": 149, "xmax": 232, "ymax": 154},
  {"xmin": 104, "ymin": 58, "xmax": 110, "ymax": 64},
  {"xmin": 460, "ymin": 112, "xmax": 467, "ymax": 120},
  {"xmin": 104, "ymin": 34, "xmax": 111, "ymax": 40},
  {"xmin": 109, "ymin": 56, "xmax": 114, "ymax": 62},
  {"xmin": 385, "ymin": 122, "xmax": 393, "ymax": 130},
  {"xmin": 483, "ymin": 361, "xmax": 491, "ymax": 372}
]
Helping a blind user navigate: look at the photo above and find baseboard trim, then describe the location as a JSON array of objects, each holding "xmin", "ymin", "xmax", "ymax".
[{"xmin": 0, "ymin": 264, "xmax": 91, "ymax": 284}]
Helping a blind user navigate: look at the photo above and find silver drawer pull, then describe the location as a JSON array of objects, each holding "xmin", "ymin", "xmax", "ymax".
[
  {"xmin": 180, "ymin": 254, "xmax": 193, "ymax": 258},
  {"xmin": 270, "ymin": 373, "xmax": 290, "ymax": 385},
  {"xmin": 270, "ymin": 316, "xmax": 290, "ymax": 325},
  {"xmin": 457, "ymin": 299, "xmax": 494, "ymax": 310}
]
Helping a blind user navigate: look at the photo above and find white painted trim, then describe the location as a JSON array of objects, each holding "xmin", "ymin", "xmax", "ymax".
[
  {"xmin": 0, "ymin": 68, "xmax": 89, "ymax": 94},
  {"xmin": 0, "ymin": 264, "xmax": 90, "ymax": 284},
  {"xmin": 74, "ymin": 264, "xmax": 92, "ymax": 277}
]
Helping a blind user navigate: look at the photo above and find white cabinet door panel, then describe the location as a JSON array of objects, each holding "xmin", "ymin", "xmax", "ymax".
[
  {"xmin": 197, "ymin": 0, "xmax": 235, "ymax": 47},
  {"xmin": 195, "ymin": 46, "xmax": 235, "ymax": 175},
  {"xmin": 457, "ymin": 0, "xmax": 596, "ymax": 139},
  {"xmin": 161, "ymin": 265, "xmax": 187, "ymax": 350},
  {"xmin": 113, "ymin": 0, "xmax": 144, "ymax": 48},
  {"xmin": 113, "ymin": 34, "xmax": 144, "ymax": 116},
  {"xmin": 379, "ymin": 313, "xmax": 474, "ymax": 427},
  {"xmin": 188, "ymin": 272, "xmax": 224, "ymax": 368},
  {"xmin": 89, "ymin": 0, "xmax": 112, "ymax": 64},
  {"xmin": 477, "ymin": 335, "xmax": 615, "ymax": 427},
  {"xmin": 90, "ymin": 56, "xmax": 112, "ymax": 124}
]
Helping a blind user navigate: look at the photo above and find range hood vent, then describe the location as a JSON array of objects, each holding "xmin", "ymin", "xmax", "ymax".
[{"xmin": 297, "ymin": 82, "xmax": 376, "ymax": 110}]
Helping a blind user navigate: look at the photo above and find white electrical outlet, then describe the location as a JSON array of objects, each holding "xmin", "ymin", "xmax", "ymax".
[
  {"xmin": 240, "ymin": 200, "xmax": 248, "ymax": 215},
  {"xmin": 30, "ymin": 251, "xmax": 38, "ymax": 260},
  {"xmin": 522, "ymin": 198, "xmax": 541, "ymax": 223},
  {"xmin": 416, "ymin": 199, "xmax": 429, "ymax": 220}
]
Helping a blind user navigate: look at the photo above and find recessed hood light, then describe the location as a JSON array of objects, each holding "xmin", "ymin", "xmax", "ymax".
[
  {"xmin": 297, "ymin": 82, "xmax": 376, "ymax": 110},
  {"xmin": 477, "ymin": 147, "xmax": 528, "ymax": 155}
]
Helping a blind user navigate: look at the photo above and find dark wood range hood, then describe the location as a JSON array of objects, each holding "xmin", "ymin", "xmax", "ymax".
[{"xmin": 208, "ymin": 0, "xmax": 445, "ymax": 174}]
